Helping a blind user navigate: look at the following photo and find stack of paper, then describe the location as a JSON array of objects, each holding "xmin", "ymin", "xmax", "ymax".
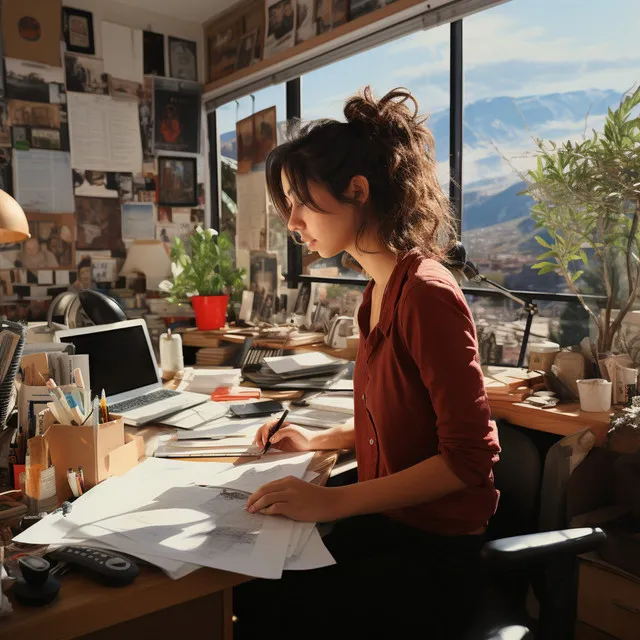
[
  {"xmin": 177, "ymin": 368, "xmax": 242, "ymax": 394},
  {"xmin": 14, "ymin": 455, "xmax": 335, "ymax": 579}
]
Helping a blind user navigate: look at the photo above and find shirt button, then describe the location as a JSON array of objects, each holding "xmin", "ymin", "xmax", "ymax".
[
  {"xmin": 361, "ymin": 394, "xmax": 365, "ymax": 401},
  {"xmin": 369, "ymin": 438, "xmax": 375, "ymax": 446}
]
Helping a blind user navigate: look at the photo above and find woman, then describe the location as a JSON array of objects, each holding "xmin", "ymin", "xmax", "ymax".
[{"xmin": 234, "ymin": 87, "xmax": 500, "ymax": 639}]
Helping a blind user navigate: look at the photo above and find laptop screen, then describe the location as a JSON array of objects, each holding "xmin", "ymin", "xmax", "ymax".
[{"xmin": 58, "ymin": 324, "xmax": 159, "ymax": 398}]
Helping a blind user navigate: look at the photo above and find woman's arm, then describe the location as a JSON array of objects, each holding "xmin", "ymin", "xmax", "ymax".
[
  {"xmin": 310, "ymin": 418, "xmax": 355, "ymax": 451},
  {"xmin": 332, "ymin": 454, "xmax": 464, "ymax": 519}
]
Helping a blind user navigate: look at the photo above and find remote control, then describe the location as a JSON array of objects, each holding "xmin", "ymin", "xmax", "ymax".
[{"xmin": 47, "ymin": 546, "xmax": 139, "ymax": 587}]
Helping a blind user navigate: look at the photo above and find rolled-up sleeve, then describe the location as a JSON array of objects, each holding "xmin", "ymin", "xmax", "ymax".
[{"xmin": 400, "ymin": 279, "xmax": 500, "ymax": 488}]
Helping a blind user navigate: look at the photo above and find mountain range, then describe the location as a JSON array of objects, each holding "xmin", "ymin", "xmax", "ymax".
[{"xmin": 220, "ymin": 88, "xmax": 623, "ymax": 259}]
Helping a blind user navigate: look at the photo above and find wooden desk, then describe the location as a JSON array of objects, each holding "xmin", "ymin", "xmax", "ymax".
[
  {"xmin": 490, "ymin": 400, "xmax": 611, "ymax": 446},
  {"xmin": 1, "ymin": 452, "xmax": 337, "ymax": 639}
]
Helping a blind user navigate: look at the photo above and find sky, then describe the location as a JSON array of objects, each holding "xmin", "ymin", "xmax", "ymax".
[{"xmin": 216, "ymin": 0, "xmax": 640, "ymax": 137}]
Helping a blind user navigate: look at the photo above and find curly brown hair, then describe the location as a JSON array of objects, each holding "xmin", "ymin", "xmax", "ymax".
[{"xmin": 265, "ymin": 86, "xmax": 455, "ymax": 262}]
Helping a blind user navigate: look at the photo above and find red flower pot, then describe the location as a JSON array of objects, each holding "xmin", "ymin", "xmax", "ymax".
[{"xmin": 191, "ymin": 295, "xmax": 229, "ymax": 330}]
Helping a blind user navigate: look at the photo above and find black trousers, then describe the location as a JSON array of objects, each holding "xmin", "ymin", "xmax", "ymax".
[{"xmin": 233, "ymin": 514, "xmax": 485, "ymax": 640}]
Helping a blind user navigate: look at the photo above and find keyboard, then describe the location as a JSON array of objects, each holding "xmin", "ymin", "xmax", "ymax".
[{"xmin": 109, "ymin": 389, "xmax": 180, "ymax": 413}]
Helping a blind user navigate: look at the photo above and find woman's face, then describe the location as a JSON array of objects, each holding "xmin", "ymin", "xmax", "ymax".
[{"xmin": 282, "ymin": 169, "xmax": 362, "ymax": 259}]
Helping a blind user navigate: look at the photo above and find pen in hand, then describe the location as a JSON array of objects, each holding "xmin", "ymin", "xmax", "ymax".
[{"xmin": 260, "ymin": 409, "xmax": 289, "ymax": 456}]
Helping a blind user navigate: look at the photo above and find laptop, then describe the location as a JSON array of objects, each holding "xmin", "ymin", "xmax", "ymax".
[{"xmin": 55, "ymin": 319, "xmax": 208, "ymax": 426}]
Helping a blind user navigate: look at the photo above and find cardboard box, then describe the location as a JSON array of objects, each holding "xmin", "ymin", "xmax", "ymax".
[{"xmin": 44, "ymin": 414, "xmax": 144, "ymax": 503}]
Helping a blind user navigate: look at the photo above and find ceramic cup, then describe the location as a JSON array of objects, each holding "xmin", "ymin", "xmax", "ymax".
[
  {"xmin": 528, "ymin": 342, "xmax": 560, "ymax": 373},
  {"xmin": 576, "ymin": 378, "xmax": 612, "ymax": 412}
]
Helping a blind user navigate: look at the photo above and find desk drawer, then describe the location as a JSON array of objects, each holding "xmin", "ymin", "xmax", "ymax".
[{"xmin": 578, "ymin": 562, "xmax": 640, "ymax": 640}]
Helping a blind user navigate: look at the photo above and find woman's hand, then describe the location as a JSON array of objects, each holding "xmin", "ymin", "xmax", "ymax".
[
  {"xmin": 246, "ymin": 476, "xmax": 344, "ymax": 522},
  {"xmin": 253, "ymin": 420, "xmax": 318, "ymax": 452}
]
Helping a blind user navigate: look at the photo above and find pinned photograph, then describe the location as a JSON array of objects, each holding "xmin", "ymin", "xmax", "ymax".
[
  {"xmin": 21, "ymin": 213, "xmax": 76, "ymax": 269},
  {"xmin": 158, "ymin": 156, "xmax": 197, "ymax": 207},
  {"xmin": 168, "ymin": 37, "xmax": 198, "ymax": 82},
  {"xmin": 253, "ymin": 107, "xmax": 277, "ymax": 167},
  {"xmin": 264, "ymin": 0, "xmax": 296, "ymax": 58},
  {"xmin": 236, "ymin": 115, "xmax": 255, "ymax": 174},
  {"xmin": 116, "ymin": 172, "xmax": 134, "ymax": 201},
  {"xmin": 295, "ymin": 0, "xmax": 317, "ymax": 43},
  {"xmin": 62, "ymin": 7, "xmax": 95, "ymax": 55},
  {"xmin": 72, "ymin": 169, "xmax": 119, "ymax": 198},
  {"xmin": 153, "ymin": 77, "xmax": 202, "ymax": 154},
  {"xmin": 7, "ymin": 100, "xmax": 60, "ymax": 129},
  {"xmin": 156, "ymin": 222, "xmax": 191, "ymax": 245},
  {"xmin": 236, "ymin": 30, "xmax": 258, "ymax": 71},
  {"xmin": 75, "ymin": 196, "xmax": 124, "ymax": 251},
  {"xmin": 157, "ymin": 206, "xmax": 172, "ymax": 222},
  {"xmin": 64, "ymin": 53, "xmax": 108, "ymax": 95},
  {"xmin": 108, "ymin": 77, "xmax": 141, "ymax": 100},
  {"xmin": 206, "ymin": 19, "xmax": 243, "ymax": 83},
  {"xmin": 12, "ymin": 126, "xmax": 61, "ymax": 151},
  {"xmin": 5, "ymin": 59, "xmax": 65, "ymax": 103},
  {"xmin": 138, "ymin": 77, "xmax": 153, "ymax": 158},
  {"xmin": 143, "ymin": 31, "xmax": 165, "ymax": 76},
  {"xmin": 123, "ymin": 203, "xmax": 155, "ymax": 239}
]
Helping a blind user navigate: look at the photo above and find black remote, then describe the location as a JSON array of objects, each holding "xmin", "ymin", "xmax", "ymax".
[{"xmin": 47, "ymin": 546, "xmax": 139, "ymax": 587}]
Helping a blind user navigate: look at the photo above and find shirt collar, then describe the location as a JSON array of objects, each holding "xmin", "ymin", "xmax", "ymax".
[{"xmin": 363, "ymin": 249, "xmax": 423, "ymax": 337}]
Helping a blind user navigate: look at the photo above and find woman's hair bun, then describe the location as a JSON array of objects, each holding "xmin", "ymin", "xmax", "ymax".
[{"xmin": 343, "ymin": 86, "xmax": 422, "ymax": 138}]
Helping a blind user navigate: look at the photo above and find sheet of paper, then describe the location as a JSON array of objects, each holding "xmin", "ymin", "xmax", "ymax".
[
  {"xmin": 67, "ymin": 93, "xmax": 142, "ymax": 172},
  {"xmin": 176, "ymin": 417, "xmax": 263, "ymax": 439},
  {"xmin": 264, "ymin": 352, "xmax": 341, "ymax": 375},
  {"xmin": 284, "ymin": 527, "xmax": 336, "ymax": 571},
  {"xmin": 161, "ymin": 401, "xmax": 229, "ymax": 429},
  {"xmin": 101, "ymin": 22, "xmax": 143, "ymax": 83},
  {"xmin": 13, "ymin": 150, "xmax": 74, "ymax": 213},
  {"xmin": 122, "ymin": 203, "xmax": 155, "ymax": 239},
  {"xmin": 37, "ymin": 270, "xmax": 53, "ymax": 285}
]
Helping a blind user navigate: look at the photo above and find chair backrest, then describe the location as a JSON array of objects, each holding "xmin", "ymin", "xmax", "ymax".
[{"xmin": 486, "ymin": 421, "xmax": 543, "ymax": 541}]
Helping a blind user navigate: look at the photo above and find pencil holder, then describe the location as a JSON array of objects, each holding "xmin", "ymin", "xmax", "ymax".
[{"xmin": 42, "ymin": 410, "xmax": 144, "ymax": 503}]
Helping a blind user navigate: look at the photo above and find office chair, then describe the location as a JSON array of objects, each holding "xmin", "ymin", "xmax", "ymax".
[{"xmin": 466, "ymin": 422, "xmax": 605, "ymax": 640}]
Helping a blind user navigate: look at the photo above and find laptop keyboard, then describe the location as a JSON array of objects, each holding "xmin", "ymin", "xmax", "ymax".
[{"xmin": 109, "ymin": 389, "xmax": 181, "ymax": 413}]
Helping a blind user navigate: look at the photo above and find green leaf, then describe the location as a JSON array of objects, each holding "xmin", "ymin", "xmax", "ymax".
[{"xmin": 534, "ymin": 235, "xmax": 552, "ymax": 249}]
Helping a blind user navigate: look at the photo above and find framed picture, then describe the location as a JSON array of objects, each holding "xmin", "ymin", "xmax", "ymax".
[
  {"xmin": 62, "ymin": 7, "xmax": 95, "ymax": 56},
  {"xmin": 153, "ymin": 77, "xmax": 202, "ymax": 154},
  {"xmin": 168, "ymin": 36, "xmax": 198, "ymax": 82},
  {"xmin": 158, "ymin": 156, "xmax": 197, "ymax": 207},
  {"xmin": 143, "ymin": 30, "xmax": 165, "ymax": 75}
]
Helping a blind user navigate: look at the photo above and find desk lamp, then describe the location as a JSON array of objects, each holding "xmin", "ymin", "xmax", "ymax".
[
  {"xmin": 120, "ymin": 240, "xmax": 172, "ymax": 292},
  {"xmin": 0, "ymin": 191, "xmax": 30, "ymax": 426},
  {"xmin": 447, "ymin": 242, "xmax": 538, "ymax": 368}
]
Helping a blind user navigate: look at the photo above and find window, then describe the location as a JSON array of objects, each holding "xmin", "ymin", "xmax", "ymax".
[
  {"xmin": 300, "ymin": 23, "xmax": 450, "ymax": 278},
  {"xmin": 461, "ymin": 0, "xmax": 640, "ymax": 297},
  {"xmin": 217, "ymin": 85, "xmax": 287, "ymax": 273}
]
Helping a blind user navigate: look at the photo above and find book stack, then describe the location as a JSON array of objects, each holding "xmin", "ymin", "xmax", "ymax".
[
  {"xmin": 195, "ymin": 346, "xmax": 239, "ymax": 367},
  {"xmin": 483, "ymin": 366, "xmax": 545, "ymax": 403}
]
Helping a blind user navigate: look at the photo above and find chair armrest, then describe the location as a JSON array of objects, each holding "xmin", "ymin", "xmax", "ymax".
[{"xmin": 481, "ymin": 527, "xmax": 605, "ymax": 569}]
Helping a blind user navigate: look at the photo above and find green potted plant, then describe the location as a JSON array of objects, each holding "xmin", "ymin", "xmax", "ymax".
[
  {"xmin": 159, "ymin": 227, "xmax": 245, "ymax": 330},
  {"xmin": 522, "ymin": 85, "xmax": 640, "ymax": 355}
]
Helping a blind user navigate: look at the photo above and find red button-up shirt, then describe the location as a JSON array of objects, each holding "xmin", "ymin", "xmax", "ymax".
[{"xmin": 353, "ymin": 250, "xmax": 500, "ymax": 536}]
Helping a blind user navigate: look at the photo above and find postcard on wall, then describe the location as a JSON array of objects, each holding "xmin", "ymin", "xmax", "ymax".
[
  {"xmin": 23, "ymin": 212, "xmax": 76, "ymax": 269},
  {"xmin": 295, "ymin": 0, "xmax": 317, "ymax": 43},
  {"xmin": 67, "ymin": 93, "xmax": 142, "ymax": 172},
  {"xmin": 12, "ymin": 125, "xmax": 62, "ymax": 152},
  {"xmin": 253, "ymin": 107, "xmax": 277, "ymax": 168},
  {"xmin": 153, "ymin": 77, "xmax": 202, "ymax": 154},
  {"xmin": 62, "ymin": 6, "xmax": 95, "ymax": 56},
  {"xmin": 156, "ymin": 222, "xmax": 192, "ymax": 245},
  {"xmin": 205, "ymin": 16, "xmax": 243, "ymax": 84},
  {"xmin": 139, "ymin": 77, "xmax": 154, "ymax": 158},
  {"xmin": 72, "ymin": 169, "xmax": 119, "ymax": 198},
  {"xmin": 236, "ymin": 115, "xmax": 255, "ymax": 174},
  {"xmin": 102, "ymin": 22, "xmax": 144, "ymax": 84},
  {"xmin": 108, "ymin": 77, "xmax": 141, "ymax": 101},
  {"xmin": 143, "ymin": 31, "xmax": 165, "ymax": 76},
  {"xmin": 168, "ymin": 36, "xmax": 198, "ymax": 82},
  {"xmin": 13, "ymin": 149, "xmax": 74, "ymax": 213},
  {"xmin": 75, "ymin": 196, "xmax": 124, "ymax": 251},
  {"xmin": 7, "ymin": 100, "xmax": 60, "ymax": 129},
  {"xmin": 122, "ymin": 203, "xmax": 155, "ymax": 239},
  {"xmin": 5, "ymin": 59, "xmax": 65, "ymax": 104},
  {"xmin": 64, "ymin": 53, "xmax": 108, "ymax": 95},
  {"xmin": 1, "ymin": 0, "xmax": 62, "ymax": 66},
  {"xmin": 264, "ymin": 0, "xmax": 296, "ymax": 58}
]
